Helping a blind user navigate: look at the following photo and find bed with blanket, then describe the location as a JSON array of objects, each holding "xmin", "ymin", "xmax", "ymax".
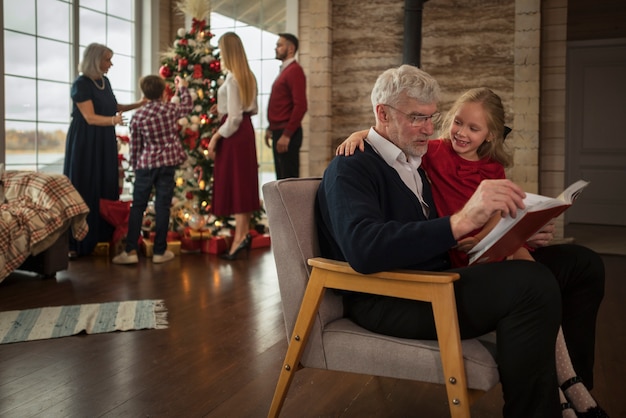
[{"xmin": 0, "ymin": 165, "xmax": 89, "ymax": 282}]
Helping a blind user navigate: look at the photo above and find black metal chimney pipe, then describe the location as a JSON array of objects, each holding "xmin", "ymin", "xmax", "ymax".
[{"xmin": 403, "ymin": 0, "xmax": 428, "ymax": 67}]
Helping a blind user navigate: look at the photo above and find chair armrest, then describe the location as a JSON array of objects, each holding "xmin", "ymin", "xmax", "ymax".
[{"xmin": 308, "ymin": 257, "xmax": 460, "ymax": 284}]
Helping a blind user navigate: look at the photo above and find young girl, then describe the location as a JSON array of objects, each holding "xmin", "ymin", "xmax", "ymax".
[{"xmin": 337, "ymin": 87, "xmax": 607, "ymax": 418}]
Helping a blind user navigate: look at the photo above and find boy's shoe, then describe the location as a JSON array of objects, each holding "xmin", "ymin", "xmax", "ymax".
[
  {"xmin": 153, "ymin": 250, "xmax": 175, "ymax": 264},
  {"xmin": 112, "ymin": 251, "xmax": 138, "ymax": 264}
]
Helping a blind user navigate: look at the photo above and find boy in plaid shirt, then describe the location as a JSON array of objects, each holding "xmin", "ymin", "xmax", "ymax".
[{"xmin": 113, "ymin": 75, "xmax": 192, "ymax": 264}]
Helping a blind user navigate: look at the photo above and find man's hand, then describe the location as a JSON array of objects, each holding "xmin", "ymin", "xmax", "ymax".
[
  {"xmin": 276, "ymin": 134, "xmax": 290, "ymax": 153},
  {"xmin": 264, "ymin": 129, "xmax": 272, "ymax": 148},
  {"xmin": 450, "ymin": 179, "xmax": 526, "ymax": 240},
  {"xmin": 526, "ymin": 221, "xmax": 555, "ymax": 248}
]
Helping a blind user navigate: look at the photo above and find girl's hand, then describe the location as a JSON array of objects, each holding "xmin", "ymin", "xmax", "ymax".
[
  {"xmin": 526, "ymin": 221, "xmax": 555, "ymax": 248},
  {"xmin": 456, "ymin": 236, "xmax": 479, "ymax": 253},
  {"xmin": 336, "ymin": 129, "xmax": 369, "ymax": 156}
]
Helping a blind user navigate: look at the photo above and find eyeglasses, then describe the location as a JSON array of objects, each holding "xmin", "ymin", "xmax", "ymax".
[{"xmin": 383, "ymin": 104, "xmax": 440, "ymax": 127}]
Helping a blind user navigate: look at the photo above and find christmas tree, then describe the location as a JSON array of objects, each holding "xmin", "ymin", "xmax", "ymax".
[{"xmin": 158, "ymin": 0, "xmax": 223, "ymax": 233}]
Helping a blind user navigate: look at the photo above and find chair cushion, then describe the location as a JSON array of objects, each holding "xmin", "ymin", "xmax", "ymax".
[{"xmin": 321, "ymin": 318, "xmax": 499, "ymax": 391}]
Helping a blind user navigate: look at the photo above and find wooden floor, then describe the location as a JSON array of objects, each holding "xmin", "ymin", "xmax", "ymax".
[{"xmin": 0, "ymin": 247, "xmax": 624, "ymax": 417}]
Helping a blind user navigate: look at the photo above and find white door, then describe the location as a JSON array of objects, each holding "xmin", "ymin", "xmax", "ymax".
[{"xmin": 566, "ymin": 39, "xmax": 626, "ymax": 226}]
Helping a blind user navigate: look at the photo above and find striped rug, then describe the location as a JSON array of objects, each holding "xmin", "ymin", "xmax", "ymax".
[{"xmin": 0, "ymin": 300, "xmax": 168, "ymax": 344}]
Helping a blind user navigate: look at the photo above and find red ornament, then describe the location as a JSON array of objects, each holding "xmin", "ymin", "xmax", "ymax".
[
  {"xmin": 179, "ymin": 38, "xmax": 188, "ymax": 46},
  {"xmin": 209, "ymin": 60, "xmax": 221, "ymax": 73},
  {"xmin": 192, "ymin": 64, "xmax": 203, "ymax": 79},
  {"xmin": 159, "ymin": 65, "xmax": 172, "ymax": 78},
  {"xmin": 178, "ymin": 58, "xmax": 189, "ymax": 71},
  {"xmin": 186, "ymin": 191, "xmax": 194, "ymax": 200}
]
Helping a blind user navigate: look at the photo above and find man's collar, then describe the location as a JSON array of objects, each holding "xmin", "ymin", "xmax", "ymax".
[
  {"xmin": 366, "ymin": 127, "xmax": 422, "ymax": 168},
  {"xmin": 280, "ymin": 58, "xmax": 296, "ymax": 71}
]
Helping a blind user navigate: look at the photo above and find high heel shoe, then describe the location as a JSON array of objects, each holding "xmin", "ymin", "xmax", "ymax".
[
  {"xmin": 220, "ymin": 234, "xmax": 252, "ymax": 260},
  {"xmin": 561, "ymin": 376, "xmax": 610, "ymax": 418}
]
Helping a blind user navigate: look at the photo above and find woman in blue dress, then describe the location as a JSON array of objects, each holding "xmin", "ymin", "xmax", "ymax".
[{"xmin": 63, "ymin": 43, "xmax": 146, "ymax": 258}]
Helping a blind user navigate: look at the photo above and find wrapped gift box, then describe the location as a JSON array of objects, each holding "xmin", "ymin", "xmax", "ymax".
[
  {"xmin": 92, "ymin": 242, "xmax": 111, "ymax": 257},
  {"xmin": 251, "ymin": 233, "xmax": 271, "ymax": 249},
  {"xmin": 181, "ymin": 228, "xmax": 212, "ymax": 252},
  {"xmin": 201, "ymin": 235, "xmax": 232, "ymax": 254},
  {"xmin": 141, "ymin": 239, "xmax": 181, "ymax": 257},
  {"xmin": 148, "ymin": 231, "xmax": 182, "ymax": 242},
  {"xmin": 181, "ymin": 236, "xmax": 202, "ymax": 252},
  {"xmin": 187, "ymin": 230, "xmax": 212, "ymax": 240}
]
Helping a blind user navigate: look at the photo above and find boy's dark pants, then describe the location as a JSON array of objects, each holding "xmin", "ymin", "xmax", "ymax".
[{"xmin": 125, "ymin": 166, "xmax": 176, "ymax": 256}]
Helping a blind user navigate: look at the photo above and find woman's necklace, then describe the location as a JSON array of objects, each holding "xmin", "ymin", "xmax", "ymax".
[{"xmin": 92, "ymin": 77, "xmax": 105, "ymax": 90}]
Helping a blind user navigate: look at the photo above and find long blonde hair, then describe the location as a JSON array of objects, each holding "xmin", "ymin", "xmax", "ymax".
[
  {"xmin": 440, "ymin": 87, "xmax": 513, "ymax": 167},
  {"xmin": 218, "ymin": 32, "xmax": 257, "ymax": 108}
]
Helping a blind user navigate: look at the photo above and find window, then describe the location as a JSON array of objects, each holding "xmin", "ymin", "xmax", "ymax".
[{"xmin": 2, "ymin": 0, "xmax": 137, "ymax": 172}]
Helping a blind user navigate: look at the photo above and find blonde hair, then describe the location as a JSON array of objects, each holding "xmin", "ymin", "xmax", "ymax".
[
  {"xmin": 79, "ymin": 43, "xmax": 112, "ymax": 79},
  {"xmin": 440, "ymin": 87, "xmax": 513, "ymax": 167},
  {"xmin": 218, "ymin": 32, "xmax": 257, "ymax": 108}
]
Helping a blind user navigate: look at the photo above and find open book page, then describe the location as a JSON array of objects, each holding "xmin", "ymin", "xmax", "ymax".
[
  {"xmin": 556, "ymin": 179, "xmax": 590, "ymax": 203},
  {"xmin": 468, "ymin": 180, "xmax": 590, "ymax": 265}
]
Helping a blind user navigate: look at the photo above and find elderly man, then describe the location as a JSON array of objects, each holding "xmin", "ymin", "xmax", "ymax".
[{"xmin": 316, "ymin": 65, "xmax": 605, "ymax": 417}]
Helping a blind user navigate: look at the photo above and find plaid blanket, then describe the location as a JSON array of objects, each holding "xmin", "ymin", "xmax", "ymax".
[{"xmin": 1, "ymin": 170, "xmax": 89, "ymax": 282}]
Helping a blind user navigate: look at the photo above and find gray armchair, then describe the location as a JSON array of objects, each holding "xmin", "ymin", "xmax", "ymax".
[{"xmin": 262, "ymin": 177, "xmax": 500, "ymax": 418}]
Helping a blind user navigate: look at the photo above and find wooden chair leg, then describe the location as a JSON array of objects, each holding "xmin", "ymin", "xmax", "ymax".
[
  {"xmin": 431, "ymin": 284, "xmax": 472, "ymax": 418},
  {"xmin": 267, "ymin": 271, "xmax": 327, "ymax": 418}
]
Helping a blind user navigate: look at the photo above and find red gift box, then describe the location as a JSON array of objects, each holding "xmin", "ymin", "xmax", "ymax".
[
  {"xmin": 201, "ymin": 236, "xmax": 232, "ymax": 254},
  {"xmin": 181, "ymin": 227, "xmax": 211, "ymax": 252},
  {"xmin": 251, "ymin": 234, "xmax": 271, "ymax": 249},
  {"xmin": 181, "ymin": 236, "xmax": 202, "ymax": 252},
  {"xmin": 149, "ymin": 231, "xmax": 182, "ymax": 242}
]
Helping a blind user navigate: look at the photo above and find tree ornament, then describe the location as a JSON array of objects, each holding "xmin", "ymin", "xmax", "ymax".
[
  {"xmin": 187, "ymin": 213, "xmax": 206, "ymax": 230},
  {"xmin": 159, "ymin": 65, "xmax": 172, "ymax": 78}
]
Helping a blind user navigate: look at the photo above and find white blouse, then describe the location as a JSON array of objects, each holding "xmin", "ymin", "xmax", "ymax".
[{"xmin": 216, "ymin": 72, "xmax": 258, "ymax": 138}]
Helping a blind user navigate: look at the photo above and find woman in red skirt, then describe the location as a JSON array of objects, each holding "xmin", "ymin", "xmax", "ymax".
[{"xmin": 208, "ymin": 32, "xmax": 260, "ymax": 260}]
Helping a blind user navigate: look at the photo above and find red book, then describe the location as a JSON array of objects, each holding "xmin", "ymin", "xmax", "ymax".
[{"xmin": 468, "ymin": 180, "xmax": 590, "ymax": 265}]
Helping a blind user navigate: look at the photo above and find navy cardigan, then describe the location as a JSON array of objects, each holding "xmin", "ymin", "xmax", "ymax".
[{"xmin": 316, "ymin": 142, "xmax": 456, "ymax": 274}]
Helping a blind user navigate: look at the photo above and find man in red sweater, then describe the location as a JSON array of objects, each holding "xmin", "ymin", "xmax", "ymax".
[{"xmin": 265, "ymin": 33, "xmax": 308, "ymax": 179}]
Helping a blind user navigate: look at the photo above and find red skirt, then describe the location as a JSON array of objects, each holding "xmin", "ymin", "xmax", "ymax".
[{"xmin": 211, "ymin": 114, "xmax": 260, "ymax": 216}]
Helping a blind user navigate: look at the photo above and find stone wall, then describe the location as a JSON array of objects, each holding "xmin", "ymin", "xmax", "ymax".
[
  {"xmin": 329, "ymin": 0, "xmax": 405, "ymax": 160},
  {"xmin": 314, "ymin": 0, "xmax": 542, "ymax": 190}
]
